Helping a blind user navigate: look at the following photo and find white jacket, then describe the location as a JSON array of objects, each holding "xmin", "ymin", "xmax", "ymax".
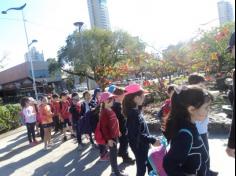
[{"xmin": 22, "ymin": 106, "xmax": 37, "ymax": 124}]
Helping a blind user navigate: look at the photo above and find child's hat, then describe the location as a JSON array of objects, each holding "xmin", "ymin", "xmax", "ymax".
[
  {"xmin": 125, "ymin": 84, "xmax": 149, "ymax": 95},
  {"xmin": 100, "ymin": 92, "xmax": 117, "ymax": 103}
]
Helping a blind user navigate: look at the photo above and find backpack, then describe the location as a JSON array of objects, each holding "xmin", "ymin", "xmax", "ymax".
[
  {"xmin": 95, "ymin": 120, "xmax": 106, "ymax": 145},
  {"xmin": 148, "ymin": 137, "xmax": 168, "ymax": 176}
]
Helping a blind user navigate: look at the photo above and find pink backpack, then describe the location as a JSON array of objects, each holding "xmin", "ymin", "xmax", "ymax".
[{"xmin": 148, "ymin": 145, "xmax": 167, "ymax": 176}]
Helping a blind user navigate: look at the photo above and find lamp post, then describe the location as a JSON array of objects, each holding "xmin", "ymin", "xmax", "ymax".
[
  {"xmin": 73, "ymin": 22, "xmax": 90, "ymax": 90},
  {"xmin": 2, "ymin": 3, "xmax": 39, "ymax": 100},
  {"xmin": 28, "ymin": 39, "xmax": 39, "ymax": 101}
]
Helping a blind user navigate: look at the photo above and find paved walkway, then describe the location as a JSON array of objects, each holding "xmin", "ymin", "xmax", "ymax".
[{"xmin": 0, "ymin": 127, "xmax": 235, "ymax": 176}]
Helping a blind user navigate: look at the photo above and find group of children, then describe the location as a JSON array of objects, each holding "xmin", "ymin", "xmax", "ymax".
[
  {"xmin": 20, "ymin": 89, "xmax": 100, "ymax": 151},
  {"xmin": 20, "ymin": 73, "xmax": 219, "ymax": 176}
]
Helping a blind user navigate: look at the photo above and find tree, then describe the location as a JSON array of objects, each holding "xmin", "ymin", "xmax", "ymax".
[
  {"xmin": 55, "ymin": 28, "xmax": 146, "ymax": 89},
  {"xmin": 191, "ymin": 22, "xmax": 235, "ymax": 73}
]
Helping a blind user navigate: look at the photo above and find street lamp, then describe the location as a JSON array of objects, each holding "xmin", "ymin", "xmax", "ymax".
[
  {"xmin": 73, "ymin": 21, "xmax": 90, "ymax": 90},
  {"xmin": 2, "ymin": 3, "xmax": 39, "ymax": 101},
  {"xmin": 28, "ymin": 39, "xmax": 39, "ymax": 101},
  {"xmin": 28, "ymin": 39, "xmax": 38, "ymax": 47}
]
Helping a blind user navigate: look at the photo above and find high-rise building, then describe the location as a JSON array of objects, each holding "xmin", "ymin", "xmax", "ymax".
[
  {"xmin": 87, "ymin": 0, "xmax": 111, "ymax": 29},
  {"xmin": 217, "ymin": 1, "xmax": 234, "ymax": 26},
  {"xmin": 24, "ymin": 47, "xmax": 44, "ymax": 62}
]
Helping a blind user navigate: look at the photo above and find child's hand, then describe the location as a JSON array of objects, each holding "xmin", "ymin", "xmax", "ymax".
[
  {"xmin": 108, "ymin": 140, "xmax": 116, "ymax": 147},
  {"xmin": 226, "ymin": 147, "xmax": 235, "ymax": 158}
]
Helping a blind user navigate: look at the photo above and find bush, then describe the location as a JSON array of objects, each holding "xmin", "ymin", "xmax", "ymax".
[{"xmin": 0, "ymin": 104, "xmax": 21, "ymax": 133}]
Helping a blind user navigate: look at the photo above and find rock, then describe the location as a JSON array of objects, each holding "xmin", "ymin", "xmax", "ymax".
[
  {"xmin": 144, "ymin": 95, "xmax": 232, "ymax": 135},
  {"xmin": 144, "ymin": 109, "xmax": 232, "ymax": 135}
]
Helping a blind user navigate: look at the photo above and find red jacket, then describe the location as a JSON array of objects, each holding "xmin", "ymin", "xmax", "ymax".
[
  {"xmin": 100, "ymin": 108, "xmax": 120, "ymax": 141},
  {"xmin": 51, "ymin": 101, "xmax": 60, "ymax": 116},
  {"xmin": 60, "ymin": 100, "xmax": 71, "ymax": 119},
  {"xmin": 162, "ymin": 99, "xmax": 171, "ymax": 117}
]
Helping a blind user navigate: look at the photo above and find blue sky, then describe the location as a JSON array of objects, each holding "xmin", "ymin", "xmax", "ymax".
[{"xmin": 0, "ymin": 0, "xmax": 235, "ymax": 70}]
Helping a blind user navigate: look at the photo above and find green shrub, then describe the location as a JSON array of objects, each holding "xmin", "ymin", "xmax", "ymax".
[{"xmin": 0, "ymin": 104, "xmax": 21, "ymax": 133}]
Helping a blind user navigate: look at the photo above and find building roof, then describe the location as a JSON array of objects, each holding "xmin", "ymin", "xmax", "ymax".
[{"xmin": 0, "ymin": 62, "xmax": 30, "ymax": 85}]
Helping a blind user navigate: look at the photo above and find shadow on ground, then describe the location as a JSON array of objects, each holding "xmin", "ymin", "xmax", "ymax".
[
  {"xmin": 0, "ymin": 133, "xmax": 29, "ymax": 161},
  {"xmin": 32, "ymin": 145, "xmax": 110, "ymax": 176},
  {"xmin": 0, "ymin": 149, "xmax": 50, "ymax": 176}
]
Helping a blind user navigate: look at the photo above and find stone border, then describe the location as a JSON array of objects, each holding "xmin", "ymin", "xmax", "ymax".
[{"xmin": 147, "ymin": 119, "xmax": 232, "ymax": 135}]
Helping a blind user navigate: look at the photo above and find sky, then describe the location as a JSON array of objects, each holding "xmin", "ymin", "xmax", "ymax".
[{"xmin": 0, "ymin": 0, "xmax": 235, "ymax": 70}]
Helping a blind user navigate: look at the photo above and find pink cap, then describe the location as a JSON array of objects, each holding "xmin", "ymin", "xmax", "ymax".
[
  {"xmin": 100, "ymin": 92, "xmax": 117, "ymax": 103},
  {"xmin": 125, "ymin": 84, "xmax": 149, "ymax": 95}
]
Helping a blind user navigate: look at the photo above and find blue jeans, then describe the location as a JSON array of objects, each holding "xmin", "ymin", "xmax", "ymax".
[
  {"xmin": 26, "ymin": 122, "xmax": 36, "ymax": 143},
  {"xmin": 130, "ymin": 144, "xmax": 152, "ymax": 176},
  {"xmin": 118, "ymin": 134, "xmax": 129, "ymax": 159},
  {"xmin": 76, "ymin": 120, "xmax": 94, "ymax": 145}
]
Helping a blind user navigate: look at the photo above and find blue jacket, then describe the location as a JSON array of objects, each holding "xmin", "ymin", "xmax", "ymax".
[
  {"xmin": 126, "ymin": 108, "xmax": 156, "ymax": 150},
  {"xmin": 112, "ymin": 102, "xmax": 127, "ymax": 135},
  {"xmin": 163, "ymin": 121, "xmax": 210, "ymax": 176}
]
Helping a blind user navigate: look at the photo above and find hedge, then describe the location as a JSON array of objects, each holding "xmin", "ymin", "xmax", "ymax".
[{"xmin": 0, "ymin": 104, "xmax": 21, "ymax": 133}]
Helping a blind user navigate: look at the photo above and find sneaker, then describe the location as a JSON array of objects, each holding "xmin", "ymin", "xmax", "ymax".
[
  {"xmin": 117, "ymin": 152, "xmax": 123, "ymax": 158},
  {"xmin": 34, "ymin": 140, "xmax": 39, "ymax": 144},
  {"xmin": 44, "ymin": 145, "xmax": 48, "ymax": 151},
  {"xmin": 48, "ymin": 142, "xmax": 53, "ymax": 147},
  {"xmin": 122, "ymin": 157, "xmax": 135, "ymax": 165},
  {"xmin": 99, "ymin": 154, "xmax": 110, "ymax": 162},
  {"xmin": 210, "ymin": 170, "xmax": 219, "ymax": 176},
  {"xmin": 63, "ymin": 136, "xmax": 68, "ymax": 142},
  {"xmin": 30, "ymin": 141, "xmax": 38, "ymax": 146}
]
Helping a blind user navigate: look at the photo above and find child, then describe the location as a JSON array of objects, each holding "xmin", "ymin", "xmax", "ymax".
[
  {"xmin": 80, "ymin": 91, "xmax": 94, "ymax": 146},
  {"xmin": 90, "ymin": 88, "xmax": 101, "ymax": 133},
  {"xmin": 70, "ymin": 92, "xmax": 81, "ymax": 136},
  {"xmin": 69, "ymin": 93, "xmax": 83, "ymax": 150},
  {"xmin": 60, "ymin": 92, "xmax": 74, "ymax": 141},
  {"xmin": 122, "ymin": 84, "xmax": 160, "ymax": 176},
  {"xmin": 20, "ymin": 97, "xmax": 38, "ymax": 146},
  {"xmin": 157, "ymin": 85, "xmax": 176, "ymax": 137},
  {"xmin": 39, "ymin": 96, "xmax": 53, "ymax": 150},
  {"xmin": 188, "ymin": 74, "xmax": 218, "ymax": 175},
  {"xmin": 51, "ymin": 94, "xmax": 62, "ymax": 134},
  {"xmin": 163, "ymin": 85, "xmax": 213, "ymax": 175},
  {"xmin": 100, "ymin": 92, "xmax": 128, "ymax": 176},
  {"xmin": 91, "ymin": 88, "xmax": 101, "ymax": 107},
  {"xmin": 109, "ymin": 86, "xmax": 135, "ymax": 165},
  {"xmin": 28, "ymin": 97, "xmax": 40, "ymax": 137}
]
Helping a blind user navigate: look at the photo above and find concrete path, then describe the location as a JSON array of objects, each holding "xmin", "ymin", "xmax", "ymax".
[{"xmin": 0, "ymin": 127, "xmax": 235, "ymax": 176}]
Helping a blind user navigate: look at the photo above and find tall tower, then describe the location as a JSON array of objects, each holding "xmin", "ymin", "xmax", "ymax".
[
  {"xmin": 24, "ymin": 47, "xmax": 44, "ymax": 62},
  {"xmin": 217, "ymin": 1, "xmax": 234, "ymax": 26},
  {"xmin": 87, "ymin": 0, "xmax": 111, "ymax": 29}
]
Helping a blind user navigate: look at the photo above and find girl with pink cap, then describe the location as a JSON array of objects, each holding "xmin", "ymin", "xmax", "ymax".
[
  {"xmin": 99, "ymin": 92, "xmax": 128, "ymax": 176},
  {"xmin": 122, "ymin": 84, "xmax": 160, "ymax": 176}
]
